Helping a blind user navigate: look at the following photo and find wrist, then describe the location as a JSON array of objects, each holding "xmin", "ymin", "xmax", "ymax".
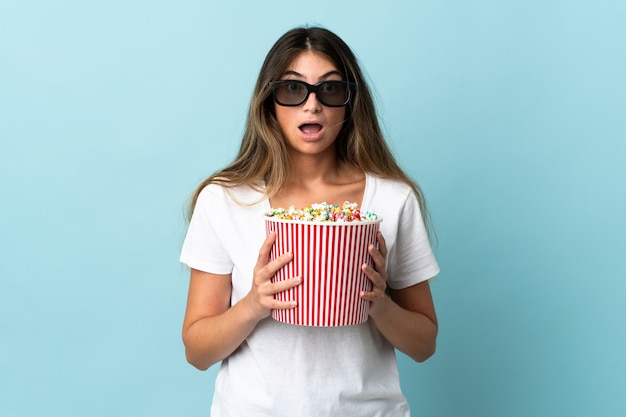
[
  {"xmin": 239, "ymin": 293, "xmax": 269, "ymax": 325},
  {"xmin": 368, "ymin": 293, "xmax": 393, "ymax": 321}
]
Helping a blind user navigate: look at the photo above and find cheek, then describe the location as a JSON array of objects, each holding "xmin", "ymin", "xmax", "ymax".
[
  {"xmin": 274, "ymin": 105, "xmax": 292, "ymax": 132},
  {"xmin": 329, "ymin": 108, "xmax": 347, "ymax": 129}
]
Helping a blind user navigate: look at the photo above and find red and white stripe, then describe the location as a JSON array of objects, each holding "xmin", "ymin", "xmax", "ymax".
[{"xmin": 265, "ymin": 219, "xmax": 381, "ymax": 327}]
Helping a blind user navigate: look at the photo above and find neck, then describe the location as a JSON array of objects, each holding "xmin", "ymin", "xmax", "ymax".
[
  {"xmin": 270, "ymin": 151, "xmax": 366, "ymax": 210},
  {"xmin": 287, "ymin": 151, "xmax": 341, "ymax": 186}
]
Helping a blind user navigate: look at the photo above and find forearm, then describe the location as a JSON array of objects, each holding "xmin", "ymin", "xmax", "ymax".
[
  {"xmin": 370, "ymin": 296, "xmax": 438, "ymax": 362},
  {"xmin": 182, "ymin": 247, "xmax": 300, "ymax": 371},
  {"xmin": 183, "ymin": 295, "xmax": 261, "ymax": 370}
]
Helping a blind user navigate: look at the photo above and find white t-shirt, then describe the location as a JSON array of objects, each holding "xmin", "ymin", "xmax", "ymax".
[{"xmin": 180, "ymin": 174, "xmax": 440, "ymax": 417}]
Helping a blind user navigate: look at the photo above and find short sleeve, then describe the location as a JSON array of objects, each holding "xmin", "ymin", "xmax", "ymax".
[
  {"xmin": 179, "ymin": 186, "xmax": 234, "ymax": 274},
  {"xmin": 385, "ymin": 191, "xmax": 440, "ymax": 289}
]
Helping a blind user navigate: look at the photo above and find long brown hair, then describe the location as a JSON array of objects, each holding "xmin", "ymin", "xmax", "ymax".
[{"xmin": 188, "ymin": 26, "xmax": 432, "ymax": 233}]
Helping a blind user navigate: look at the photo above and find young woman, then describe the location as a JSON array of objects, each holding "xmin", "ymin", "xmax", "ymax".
[{"xmin": 180, "ymin": 26, "xmax": 440, "ymax": 417}]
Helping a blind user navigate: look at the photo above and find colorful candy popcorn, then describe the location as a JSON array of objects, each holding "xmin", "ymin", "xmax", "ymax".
[{"xmin": 266, "ymin": 201, "xmax": 378, "ymax": 222}]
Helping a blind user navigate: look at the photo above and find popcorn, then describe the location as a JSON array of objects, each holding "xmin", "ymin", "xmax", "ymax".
[
  {"xmin": 265, "ymin": 201, "xmax": 382, "ymax": 326},
  {"xmin": 266, "ymin": 201, "xmax": 378, "ymax": 222}
]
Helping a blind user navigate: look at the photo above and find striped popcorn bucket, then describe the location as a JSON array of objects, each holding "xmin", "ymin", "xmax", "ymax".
[{"xmin": 265, "ymin": 217, "xmax": 382, "ymax": 326}]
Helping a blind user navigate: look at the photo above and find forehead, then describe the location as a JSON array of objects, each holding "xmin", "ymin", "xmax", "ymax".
[{"xmin": 283, "ymin": 50, "xmax": 341, "ymax": 77}]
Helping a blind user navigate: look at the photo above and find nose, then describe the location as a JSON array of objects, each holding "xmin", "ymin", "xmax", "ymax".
[{"xmin": 302, "ymin": 91, "xmax": 322, "ymax": 112}]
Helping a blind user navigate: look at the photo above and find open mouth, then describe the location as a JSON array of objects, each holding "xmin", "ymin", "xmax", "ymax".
[{"xmin": 299, "ymin": 123, "xmax": 323, "ymax": 134}]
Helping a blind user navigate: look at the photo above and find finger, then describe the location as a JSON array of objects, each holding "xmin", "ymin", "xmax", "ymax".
[
  {"xmin": 367, "ymin": 244, "xmax": 386, "ymax": 273},
  {"xmin": 256, "ymin": 232, "xmax": 277, "ymax": 268},
  {"xmin": 258, "ymin": 286, "xmax": 298, "ymax": 309},
  {"xmin": 271, "ymin": 276, "xmax": 301, "ymax": 294},
  {"xmin": 264, "ymin": 251, "xmax": 293, "ymax": 277},
  {"xmin": 271, "ymin": 299, "xmax": 298, "ymax": 310},
  {"xmin": 264, "ymin": 277, "xmax": 301, "ymax": 310},
  {"xmin": 362, "ymin": 263, "xmax": 386, "ymax": 289},
  {"xmin": 256, "ymin": 233, "xmax": 293, "ymax": 279},
  {"xmin": 360, "ymin": 289, "xmax": 377, "ymax": 301},
  {"xmin": 376, "ymin": 231, "xmax": 388, "ymax": 258}
]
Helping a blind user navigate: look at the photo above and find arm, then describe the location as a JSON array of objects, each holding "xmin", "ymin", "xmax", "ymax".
[
  {"xmin": 182, "ymin": 232, "xmax": 300, "ymax": 370},
  {"xmin": 361, "ymin": 232, "xmax": 438, "ymax": 362}
]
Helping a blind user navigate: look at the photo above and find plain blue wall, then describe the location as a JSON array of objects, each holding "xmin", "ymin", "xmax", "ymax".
[{"xmin": 1, "ymin": 1, "xmax": 625, "ymax": 416}]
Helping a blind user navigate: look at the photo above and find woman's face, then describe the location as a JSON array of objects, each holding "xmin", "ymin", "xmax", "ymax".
[{"xmin": 274, "ymin": 51, "xmax": 347, "ymax": 158}]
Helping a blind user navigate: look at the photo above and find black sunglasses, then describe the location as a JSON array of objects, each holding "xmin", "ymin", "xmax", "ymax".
[{"xmin": 269, "ymin": 80, "xmax": 357, "ymax": 107}]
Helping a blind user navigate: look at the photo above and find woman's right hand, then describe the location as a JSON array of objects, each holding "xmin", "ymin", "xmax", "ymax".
[
  {"xmin": 243, "ymin": 231, "xmax": 301, "ymax": 321},
  {"xmin": 182, "ymin": 232, "xmax": 301, "ymax": 370}
]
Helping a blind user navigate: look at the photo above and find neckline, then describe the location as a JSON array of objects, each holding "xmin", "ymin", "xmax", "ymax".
[{"xmin": 262, "ymin": 173, "xmax": 373, "ymax": 210}]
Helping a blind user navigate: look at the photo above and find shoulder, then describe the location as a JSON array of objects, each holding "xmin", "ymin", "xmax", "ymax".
[
  {"xmin": 366, "ymin": 174, "xmax": 414, "ymax": 204},
  {"xmin": 196, "ymin": 182, "xmax": 266, "ymax": 207},
  {"xmin": 364, "ymin": 174, "xmax": 424, "ymax": 224}
]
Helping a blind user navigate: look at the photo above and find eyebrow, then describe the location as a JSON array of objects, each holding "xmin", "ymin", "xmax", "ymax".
[{"xmin": 281, "ymin": 70, "xmax": 343, "ymax": 80}]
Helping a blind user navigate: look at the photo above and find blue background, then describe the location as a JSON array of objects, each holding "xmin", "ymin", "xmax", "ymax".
[{"xmin": 1, "ymin": 1, "xmax": 625, "ymax": 416}]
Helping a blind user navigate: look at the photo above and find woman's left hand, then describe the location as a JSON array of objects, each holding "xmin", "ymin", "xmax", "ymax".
[
  {"xmin": 360, "ymin": 231, "xmax": 389, "ymax": 317},
  {"xmin": 359, "ymin": 231, "xmax": 438, "ymax": 362}
]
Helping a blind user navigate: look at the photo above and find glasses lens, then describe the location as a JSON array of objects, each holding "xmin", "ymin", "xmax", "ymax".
[
  {"xmin": 274, "ymin": 81, "xmax": 308, "ymax": 106},
  {"xmin": 272, "ymin": 81, "xmax": 351, "ymax": 107},
  {"xmin": 317, "ymin": 81, "xmax": 349, "ymax": 106}
]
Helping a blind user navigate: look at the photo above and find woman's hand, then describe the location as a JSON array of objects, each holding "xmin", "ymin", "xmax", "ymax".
[
  {"xmin": 360, "ymin": 231, "xmax": 390, "ymax": 318},
  {"xmin": 182, "ymin": 232, "xmax": 301, "ymax": 370},
  {"xmin": 359, "ymin": 230, "xmax": 438, "ymax": 362},
  {"xmin": 243, "ymin": 231, "xmax": 301, "ymax": 321}
]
